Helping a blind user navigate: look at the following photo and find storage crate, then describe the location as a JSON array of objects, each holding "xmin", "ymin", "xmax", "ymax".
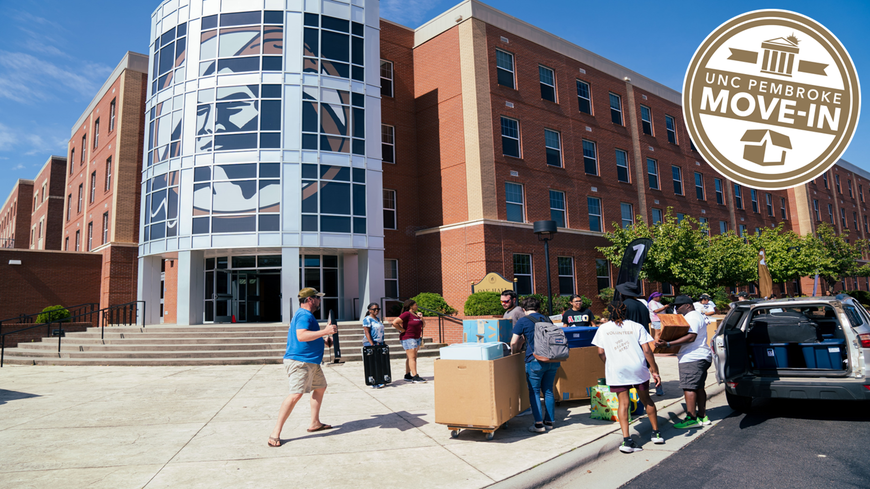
[
  {"xmin": 462, "ymin": 319, "xmax": 513, "ymax": 343},
  {"xmin": 801, "ymin": 339, "xmax": 846, "ymax": 369},
  {"xmin": 562, "ymin": 326, "xmax": 597, "ymax": 349},
  {"xmin": 439, "ymin": 342, "xmax": 505, "ymax": 361},
  {"xmin": 751, "ymin": 343, "xmax": 789, "ymax": 369}
]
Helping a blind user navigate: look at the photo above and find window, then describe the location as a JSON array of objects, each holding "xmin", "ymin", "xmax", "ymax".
[
  {"xmin": 621, "ymin": 203, "xmax": 633, "ymax": 228},
  {"xmin": 662, "ymin": 283, "xmax": 673, "ymax": 295},
  {"xmin": 66, "ymin": 194, "xmax": 72, "ymax": 221},
  {"xmin": 64, "ymin": 237, "xmax": 69, "ymax": 251},
  {"xmin": 81, "ymin": 135, "xmax": 86, "ymax": 164},
  {"xmin": 836, "ymin": 174, "xmax": 841, "ymax": 193},
  {"xmin": 582, "ymin": 140, "xmax": 597, "ymax": 175},
  {"xmin": 672, "ymin": 166, "xmax": 683, "ymax": 195},
  {"xmin": 77, "ymin": 184, "xmax": 83, "ymax": 212},
  {"xmin": 848, "ymin": 180, "xmax": 853, "ymax": 198},
  {"xmin": 380, "ymin": 60, "xmax": 393, "ymax": 97},
  {"xmin": 695, "ymin": 172, "xmax": 705, "ymax": 200},
  {"xmin": 87, "ymin": 222, "xmax": 93, "ymax": 251},
  {"xmin": 766, "ymin": 193, "xmax": 773, "ymax": 216},
  {"xmin": 545, "ymin": 129, "xmax": 562, "ymax": 167},
  {"xmin": 501, "ymin": 117, "xmax": 520, "ymax": 158},
  {"xmin": 41, "ymin": 184, "xmax": 46, "ymax": 203},
  {"xmin": 754, "ymin": 227, "xmax": 761, "ymax": 235},
  {"xmin": 690, "ymin": 139, "xmax": 696, "ymax": 151},
  {"xmin": 734, "ymin": 184, "xmax": 743, "ymax": 209},
  {"xmin": 739, "ymin": 224, "xmax": 747, "ymax": 236},
  {"xmin": 813, "ymin": 199, "xmax": 820, "ymax": 221},
  {"xmin": 715, "ymin": 178, "xmax": 723, "ymax": 204},
  {"xmin": 699, "ymin": 217, "xmax": 709, "ymax": 235},
  {"xmin": 576, "ymin": 80, "xmax": 591, "ymax": 114},
  {"xmin": 864, "ymin": 215, "xmax": 868, "ymax": 234},
  {"xmin": 596, "ymin": 259, "xmax": 610, "ymax": 292},
  {"xmin": 549, "ymin": 190, "xmax": 566, "ymax": 227},
  {"xmin": 539, "ymin": 65, "xmax": 556, "ymax": 102},
  {"xmin": 105, "ymin": 158, "xmax": 112, "ymax": 191},
  {"xmin": 587, "ymin": 197, "xmax": 602, "ymax": 232},
  {"xmin": 90, "ymin": 171, "xmax": 97, "ymax": 203},
  {"xmin": 70, "ymin": 149, "xmax": 75, "ymax": 174},
  {"xmin": 720, "ymin": 221, "xmax": 728, "ymax": 234},
  {"xmin": 558, "ymin": 257, "xmax": 575, "ymax": 295},
  {"xmin": 841, "ymin": 208, "xmax": 847, "ymax": 227},
  {"xmin": 676, "ymin": 213, "xmax": 685, "ymax": 223},
  {"xmin": 609, "ymin": 93, "xmax": 623, "ymax": 125},
  {"xmin": 109, "ymin": 99, "xmax": 116, "ymax": 132},
  {"xmin": 102, "ymin": 212, "xmax": 109, "ymax": 244},
  {"xmin": 640, "ymin": 105, "xmax": 652, "ymax": 135},
  {"xmin": 381, "ymin": 125, "xmax": 395, "ymax": 164},
  {"xmin": 297, "ymin": 165, "xmax": 365, "ymax": 235},
  {"xmin": 383, "ymin": 189, "xmax": 396, "ymax": 230},
  {"xmin": 513, "ymin": 254, "xmax": 532, "ymax": 295},
  {"xmin": 853, "ymin": 211, "xmax": 858, "ymax": 231},
  {"xmin": 93, "ymin": 119, "xmax": 100, "ymax": 148},
  {"xmin": 384, "ymin": 259, "xmax": 399, "ymax": 298},
  {"xmin": 496, "ymin": 49, "xmax": 515, "ymax": 89},
  {"xmin": 75, "ymin": 230, "xmax": 80, "ymax": 251},
  {"xmin": 823, "ymin": 173, "xmax": 829, "ymax": 188},
  {"xmin": 299, "ymin": 83, "xmax": 358, "ymax": 156},
  {"xmin": 652, "ymin": 208, "xmax": 663, "ymax": 224},
  {"xmin": 647, "ymin": 158, "xmax": 659, "ymax": 189},
  {"xmin": 665, "ymin": 115, "xmax": 677, "ymax": 144},
  {"xmin": 612, "ymin": 149, "xmax": 629, "ymax": 183},
  {"xmin": 505, "ymin": 182, "xmax": 524, "ymax": 222},
  {"xmin": 861, "ymin": 184, "xmax": 865, "ymax": 202},
  {"xmin": 828, "ymin": 203, "xmax": 834, "ymax": 223},
  {"xmin": 751, "ymin": 189, "xmax": 758, "ymax": 212}
]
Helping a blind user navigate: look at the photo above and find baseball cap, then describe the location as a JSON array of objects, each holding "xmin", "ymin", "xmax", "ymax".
[
  {"xmin": 298, "ymin": 287, "xmax": 325, "ymax": 299},
  {"xmin": 700, "ymin": 293, "xmax": 711, "ymax": 300},
  {"xmin": 737, "ymin": 291, "xmax": 750, "ymax": 298},
  {"xmin": 673, "ymin": 294, "xmax": 694, "ymax": 306}
]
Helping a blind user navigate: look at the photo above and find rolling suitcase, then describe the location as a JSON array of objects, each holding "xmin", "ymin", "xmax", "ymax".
[{"xmin": 363, "ymin": 344, "xmax": 392, "ymax": 386}]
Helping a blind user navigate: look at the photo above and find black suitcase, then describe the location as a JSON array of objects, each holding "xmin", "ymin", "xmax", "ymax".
[
  {"xmin": 748, "ymin": 314, "xmax": 821, "ymax": 343},
  {"xmin": 363, "ymin": 344, "xmax": 392, "ymax": 386}
]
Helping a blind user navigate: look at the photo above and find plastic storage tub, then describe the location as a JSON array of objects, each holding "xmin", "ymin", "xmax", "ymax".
[
  {"xmin": 562, "ymin": 326, "xmax": 598, "ymax": 349},
  {"xmin": 751, "ymin": 343, "xmax": 789, "ymax": 369},
  {"xmin": 439, "ymin": 342, "xmax": 505, "ymax": 361},
  {"xmin": 462, "ymin": 319, "xmax": 513, "ymax": 344},
  {"xmin": 801, "ymin": 339, "xmax": 846, "ymax": 369}
]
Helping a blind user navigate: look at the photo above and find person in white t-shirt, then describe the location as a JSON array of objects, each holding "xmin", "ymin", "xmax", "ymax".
[
  {"xmin": 592, "ymin": 301, "xmax": 663, "ymax": 453},
  {"xmin": 656, "ymin": 295, "xmax": 714, "ymax": 429},
  {"xmin": 693, "ymin": 294, "xmax": 716, "ymax": 325}
]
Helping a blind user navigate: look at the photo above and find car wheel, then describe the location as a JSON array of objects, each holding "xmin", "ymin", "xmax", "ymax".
[{"xmin": 726, "ymin": 391, "xmax": 752, "ymax": 412}]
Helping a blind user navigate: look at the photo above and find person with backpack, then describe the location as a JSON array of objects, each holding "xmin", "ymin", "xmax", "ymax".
[
  {"xmin": 509, "ymin": 296, "xmax": 568, "ymax": 433},
  {"xmin": 592, "ymin": 300, "xmax": 663, "ymax": 453}
]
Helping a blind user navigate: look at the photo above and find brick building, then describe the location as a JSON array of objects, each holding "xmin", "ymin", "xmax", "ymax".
[
  {"xmin": 0, "ymin": 179, "xmax": 33, "ymax": 250},
  {"xmin": 63, "ymin": 52, "xmax": 149, "ymax": 310},
  {"xmin": 28, "ymin": 156, "xmax": 68, "ymax": 250}
]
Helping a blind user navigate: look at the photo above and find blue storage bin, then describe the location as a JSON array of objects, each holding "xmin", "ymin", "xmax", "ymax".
[
  {"xmin": 751, "ymin": 343, "xmax": 789, "ymax": 369},
  {"xmin": 562, "ymin": 326, "xmax": 597, "ymax": 349},
  {"xmin": 801, "ymin": 339, "xmax": 845, "ymax": 369},
  {"xmin": 462, "ymin": 319, "xmax": 513, "ymax": 343}
]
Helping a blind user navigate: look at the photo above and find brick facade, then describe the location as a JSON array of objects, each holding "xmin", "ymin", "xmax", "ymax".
[
  {"xmin": 29, "ymin": 156, "xmax": 68, "ymax": 250},
  {"xmin": 0, "ymin": 180, "xmax": 34, "ymax": 250}
]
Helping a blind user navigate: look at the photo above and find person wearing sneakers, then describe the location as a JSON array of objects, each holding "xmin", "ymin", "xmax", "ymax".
[
  {"xmin": 362, "ymin": 303, "xmax": 386, "ymax": 389},
  {"xmin": 393, "ymin": 299, "xmax": 426, "ymax": 383},
  {"xmin": 592, "ymin": 300, "xmax": 664, "ymax": 453},
  {"xmin": 268, "ymin": 288, "xmax": 338, "ymax": 447},
  {"xmin": 647, "ymin": 291, "xmax": 668, "ymax": 396},
  {"xmin": 655, "ymin": 295, "xmax": 714, "ymax": 429}
]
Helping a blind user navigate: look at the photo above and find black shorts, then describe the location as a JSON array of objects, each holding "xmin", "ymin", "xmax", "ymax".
[{"xmin": 678, "ymin": 359, "xmax": 711, "ymax": 390}]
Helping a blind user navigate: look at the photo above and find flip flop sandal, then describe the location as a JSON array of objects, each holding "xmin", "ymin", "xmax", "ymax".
[
  {"xmin": 307, "ymin": 424, "xmax": 334, "ymax": 432},
  {"xmin": 268, "ymin": 437, "xmax": 281, "ymax": 447}
]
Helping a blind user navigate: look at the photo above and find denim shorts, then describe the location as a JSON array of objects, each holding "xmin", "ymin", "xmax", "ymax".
[{"xmin": 401, "ymin": 338, "xmax": 422, "ymax": 350}]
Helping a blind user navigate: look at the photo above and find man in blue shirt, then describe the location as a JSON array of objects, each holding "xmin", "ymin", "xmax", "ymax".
[{"xmin": 268, "ymin": 287, "xmax": 338, "ymax": 447}]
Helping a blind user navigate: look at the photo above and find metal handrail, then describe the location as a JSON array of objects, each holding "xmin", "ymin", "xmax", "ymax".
[
  {"xmin": 378, "ymin": 298, "xmax": 462, "ymax": 344},
  {"xmin": 0, "ymin": 302, "xmax": 99, "ymax": 327},
  {"xmin": 1, "ymin": 300, "xmax": 145, "ymax": 367}
]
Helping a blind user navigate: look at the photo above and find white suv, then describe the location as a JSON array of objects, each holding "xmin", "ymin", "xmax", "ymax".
[{"xmin": 712, "ymin": 295, "xmax": 870, "ymax": 412}]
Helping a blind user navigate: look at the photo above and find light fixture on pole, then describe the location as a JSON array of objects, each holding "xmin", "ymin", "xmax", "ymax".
[{"xmin": 533, "ymin": 220, "xmax": 558, "ymax": 316}]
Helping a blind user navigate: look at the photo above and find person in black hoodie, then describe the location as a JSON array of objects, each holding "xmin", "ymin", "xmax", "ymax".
[{"xmin": 616, "ymin": 282, "xmax": 651, "ymax": 333}]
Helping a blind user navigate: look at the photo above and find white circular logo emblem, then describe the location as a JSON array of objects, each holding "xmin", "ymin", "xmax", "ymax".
[{"xmin": 684, "ymin": 10, "xmax": 860, "ymax": 190}]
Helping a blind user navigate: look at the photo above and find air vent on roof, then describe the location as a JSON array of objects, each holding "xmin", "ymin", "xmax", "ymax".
[{"xmin": 500, "ymin": 36, "xmax": 509, "ymax": 43}]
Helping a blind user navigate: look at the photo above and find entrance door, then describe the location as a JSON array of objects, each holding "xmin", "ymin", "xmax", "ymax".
[
  {"xmin": 233, "ymin": 272, "xmax": 261, "ymax": 323},
  {"xmin": 215, "ymin": 270, "xmax": 233, "ymax": 322}
]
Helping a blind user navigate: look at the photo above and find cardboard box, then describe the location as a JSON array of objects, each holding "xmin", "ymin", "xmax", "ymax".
[
  {"xmin": 654, "ymin": 314, "xmax": 690, "ymax": 354},
  {"xmin": 434, "ymin": 352, "xmax": 528, "ymax": 428},
  {"xmin": 462, "ymin": 319, "xmax": 513, "ymax": 343},
  {"xmin": 706, "ymin": 319, "xmax": 718, "ymax": 348},
  {"xmin": 554, "ymin": 346, "xmax": 606, "ymax": 401}
]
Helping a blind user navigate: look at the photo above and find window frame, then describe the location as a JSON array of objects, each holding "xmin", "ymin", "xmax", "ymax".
[
  {"xmin": 672, "ymin": 165, "xmax": 683, "ymax": 195},
  {"xmin": 609, "ymin": 92, "xmax": 623, "ymax": 125},
  {"xmin": 576, "ymin": 79, "xmax": 592, "ymax": 115},
  {"xmin": 766, "ymin": 193, "xmax": 773, "ymax": 216},
  {"xmin": 109, "ymin": 99, "xmax": 116, "ymax": 132},
  {"xmin": 539, "ymin": 65, "xmax": 556, "ymax": 103},
  {"xmin": 828, "ymin": 203, "xmax": 834, "ymax": 223},
  {"xmin": 383, "ymin": 189, "xmax": 397, "ymax": 230},
  {"xmin": 694, "ymin": 172, "xmax": 705, "ymax": 200},
  {"xmin": 640, "ymin": 105, "xmax": 652, "ymax": 135},
  {"xmin": 620, "ymin": 202, "xmax": 634, "ymax": 229},
  {"xmin": 381, "ymin": 124, "xmax": 395, "ymax": 164},
  {"xmin": 651, "ymin": 207, "xmax": 663, "ymax": 224},
  {"xmin": 384, "ymin": 259, "xmax": 399, "ymax": 298},
  {"xmin": 513, "ymin": 253, "xmax": 533, "ymax": 295},
  {"xmin": 751, "ymin": 189, "xmax": 758, "ymax": 213},
  {"xmin": 836, "ymin": 174, "xmax": 842, "ymax": 193},
  {"xmin": 665, "ymin": 115, "xmax": 677, "ymax": 144},
  {"xmin": 549, "ymin": 189, "xmax": 566, "ymax": 227},
  {"xmin": 714, "ymin": 178, "xmax": 723, "ymax": 204},
  {"xmin": 734, "ymin": 184, "xmax": 743, "ymax": 209},
  {"xmin": 544, "ymin": 129, "xmax": 562, "ymax": 167},
  {"xmin": 780, "ymin": 197, "xmax": 787, "ymax": 220},
  {"xmin": 105, "ymin": 158, "xmax": 112, "ymax": 191},
  {"xmin": 90, "ymin": 171, "xmax": 97, "ymax": 203},
  {"xmin": 596, "ymin": 259, "xmax": 610, "ymax": 292},
  {"xmin": 582, "ymin": 139, "xmax": 598, "ymax": 175},
  {"xmin": 505, "ymin": 182, "xmax": 525, "ymax": 223},
  {"xmin": 647, "ymin": 158, "xmax": 659, "ymax": 190},
  {"xmin": 102, "ymin": 212, "xmax": 109, "ymax": 244},
  {"xmin": 501, "ymin": 116, "xmax": 521, "ymax": 158},
  {"xmin": 615, "ymin": 149, "xmax": 630, "ymax": 183},
  {"xmin": 77, "ymin": 184, "xmax": 83, "ymax": 212},
  {"xmin": 587, "ymin": 196, "xmax": 602, "ymax": 232},
  {"xmin": 380, "ymin": 59, "xmax": 393, "ymax": 98},
  {"xmin": 813, "ymin": 199, "xmax": 820, "ymax": 221},
  {"xmin": 720, "ymin": 220, "xmax": 728, "ymax": 234},
  {"xmin": 557, "ymin": 256, "xmax": 575, "ymax": 295},
  {"xmin": 93, "ymin": 118, "xmax": 100, "ymax": 148},
  {"xmin": 496, "ymin": 49, "xmax": 515, "ymax": 89},
  {"xmin": 87, "ymin": 221, "xmax": 93, "ymax": 251}
]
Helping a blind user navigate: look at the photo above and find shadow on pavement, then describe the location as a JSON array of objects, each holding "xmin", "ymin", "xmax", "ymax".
[
  {"xmin": 0, "ymin": 389, "xmax": 41, "ymax": 406},
  {"xmin": 739, "ymin": 398, "xmax": 870, "ymax": 429}
]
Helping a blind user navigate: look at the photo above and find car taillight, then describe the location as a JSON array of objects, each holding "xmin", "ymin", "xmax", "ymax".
[
  {"xmin": 864, "ymin": 385, "xmax": 870, "ymax": 391},
  {"xmin": 859, "ymin": 333, "xmax": 870, "ymax": 348},
  {"xmin": 727, "ymin": 381, "xmax": 738, "ymax": 389}
]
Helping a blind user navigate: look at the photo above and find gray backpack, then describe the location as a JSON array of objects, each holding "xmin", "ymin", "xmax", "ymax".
[{"xmin": 531, "ymin": 313, "xmax": 569, "ymax": 362}]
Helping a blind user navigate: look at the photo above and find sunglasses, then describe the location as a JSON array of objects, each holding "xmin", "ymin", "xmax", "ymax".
[{"xmin": 500, "ymin": 299, "xmax": 512, "ymax": 304}]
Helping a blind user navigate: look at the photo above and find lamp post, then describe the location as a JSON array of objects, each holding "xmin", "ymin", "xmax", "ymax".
[{"xmin": 533, "ymin": 220, "xmax": 558, "ymax": 316}]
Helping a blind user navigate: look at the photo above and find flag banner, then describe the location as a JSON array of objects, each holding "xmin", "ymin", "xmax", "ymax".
[
  {"xmin": 758, "ymin": 249, "xmax": 773, "ymax": 299},
  {"xmin": 613, "ymin": 238, "xmax": 653, "ymax": 302}
]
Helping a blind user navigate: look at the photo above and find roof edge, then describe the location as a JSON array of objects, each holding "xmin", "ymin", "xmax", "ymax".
[{"xmin": 70, "ymin": 51, "xmax": 149, "ymax": 138}]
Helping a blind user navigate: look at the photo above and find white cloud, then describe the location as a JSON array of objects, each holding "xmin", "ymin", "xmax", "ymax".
[
  {"xmin": 13, "ymin": 164, "xmax": 25, "ymax": 171},
  {"xmin": 0, "ymin": 122, "xmax": 67, "ymax": 158},
  {"xmin": 380, "ymin": 0, "xmax": 443, "ymax": 26}
]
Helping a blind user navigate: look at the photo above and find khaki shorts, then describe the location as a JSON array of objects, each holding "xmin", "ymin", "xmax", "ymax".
[{"xmin": 284, "ymin": 359, "xmax": 327, "ymax": 394}]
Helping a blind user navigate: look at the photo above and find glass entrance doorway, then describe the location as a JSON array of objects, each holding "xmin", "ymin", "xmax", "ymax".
[{"xmin": 205, "ymin": 255, "xmax": 283, "ymax": 323}]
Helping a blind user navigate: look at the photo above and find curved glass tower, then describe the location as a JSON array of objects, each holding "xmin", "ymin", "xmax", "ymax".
[{"xmin": 138, "ymin": 0, "xmax": 383, "ymax": 324}]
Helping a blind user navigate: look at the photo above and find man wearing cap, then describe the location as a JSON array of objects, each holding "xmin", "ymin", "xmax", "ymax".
[
  {"xmin": 268, "ymin": 288, "xmax": 339, "ymax": 447},
  {"xmin": 730, "ymin": 291, "xmax": 750, "ymax": 309},
  {"xmin": 655, "ymin": 295, "xmax": 714, "ymax": 429},
  {"xmin": 693, "ymin": 294, "xmax": 716, "ymax": 325},
  {"xmin": 616, "ymin": 282, "xmax": 651, "ymax": 332}
]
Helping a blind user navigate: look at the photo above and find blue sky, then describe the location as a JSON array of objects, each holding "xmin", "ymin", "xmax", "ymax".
[{"xmin": 0, "ymin": 0, "xmax": 867, "ymax": 196}]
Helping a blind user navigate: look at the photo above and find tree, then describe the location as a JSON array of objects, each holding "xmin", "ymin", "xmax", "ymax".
[
  {"xmin": 811, "ymin": 223, "xmax": 865, "ymax": 293},
  {"xmin": 747, "ymin": 224, "xmax": 819, "ymax": 295},
  {"xmin": 707, "ymin": 230, "xmax": 757, "ymax": 289}
]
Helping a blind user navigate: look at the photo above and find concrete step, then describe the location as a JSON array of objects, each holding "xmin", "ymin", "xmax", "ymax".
[{"xmin": 17, "ymin": 336, "xmax": 420, "ymax": 351}]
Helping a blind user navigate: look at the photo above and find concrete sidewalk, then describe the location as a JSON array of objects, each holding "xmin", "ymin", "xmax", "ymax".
[{"xmin": 0, "ymin": 354, "xmax": 719, "ymax": 488}]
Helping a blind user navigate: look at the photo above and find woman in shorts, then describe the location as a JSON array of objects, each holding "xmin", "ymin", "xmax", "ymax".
[
  {"xmin": 362, "ymin": 303, "xmax": 386, "ymax": 388},
  {"xmin": 392, "ymin": 299, "xmax": 426, "ymax": 383}
]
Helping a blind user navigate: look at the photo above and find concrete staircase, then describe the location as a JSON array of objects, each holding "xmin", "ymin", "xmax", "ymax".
[{"xmin": 0, "ymin": 322, "xmax": 446, "ymax": 366}]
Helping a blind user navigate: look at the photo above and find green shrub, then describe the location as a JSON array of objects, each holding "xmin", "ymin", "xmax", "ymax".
[
  {"xmin": 36, "ymin": 305, "xmax": 70, "ymax": 324},
  {"xmin": 598, "ymin": 287, "xmax": 614, "ymax": 306},
  {"xmin": 411, "ymin": 292, "xmax": 457, "ymax": 317},
  {"xmin": 846, "ymin": 290, "xmax": 870, "ymax": 305},
  {"xmin": 463, "ymin": 292, "xmax": 503, "ymax": 316}
]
